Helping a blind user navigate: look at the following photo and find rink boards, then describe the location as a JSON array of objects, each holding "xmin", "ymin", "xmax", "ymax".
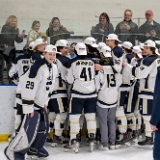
[{"xmin": 0, "ymin": 85, "xmax": 16, "ymax": 141}]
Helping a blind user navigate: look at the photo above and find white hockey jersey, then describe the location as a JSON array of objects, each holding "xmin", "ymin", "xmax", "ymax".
[
  {"xmin": 131, "ymin": 55, "xmax": 160, "ymax": 99},
  {"xmin": 121, "ymin": 54, "xmax": 136, "ymax": 89},
  {"xmin": 9, "ymin": 54, "xmax": 32, "ymax": 84},
  {"xmin": 50, "ymin": 53, "xmax": 70, "ymax": 99},
  {"xmin": 15, "ymin": 51, "xmax": 44, "ymax": 105},
  {"xmin": 95, "ymin": 69, "xmax": 118, "ymax": 108},
  {"xmin": 21, "ymin": 58, "xmax": 57, "ymax": 114},
  {"xmin": 103, "ymin": 46, "xmax": 124, "ymax": 87},
  {"xmin": 66, "ymin": 56, "xmax": 97, "ymax": 98}
]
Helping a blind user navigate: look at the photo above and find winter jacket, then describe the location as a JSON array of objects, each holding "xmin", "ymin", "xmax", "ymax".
[
  {"xmin": 1, "ymin": 25, "xmax": 23, "ymax": 46},
  {"xmin": 115, "ymin": 20, "xmax": 138, "ymax": 45},
  {"xmin": 138, "ymin": 20, "xmax": 160, "ymax": 43}
]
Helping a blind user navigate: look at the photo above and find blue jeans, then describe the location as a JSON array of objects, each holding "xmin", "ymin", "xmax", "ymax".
[{"xmin": 153, "ymin": 131, "xmax": 160, "ymax": 160}]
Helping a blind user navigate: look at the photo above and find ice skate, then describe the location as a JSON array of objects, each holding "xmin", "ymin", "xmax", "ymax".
[
  {"xmin": 64, "ymin": 139, "xmax": 79, "ymax": 153},
  {"xmin": 88, "ymin": 133, "xmax": 95, "ymax": 152},
  {"xmin": 27, "ymin": 147, "xmax": 49, "ymax": 159},
  {"xmin": 95, "ymin": 128, "xmax": 101, "ymax": 145},
  {"xmin": 51, "ymin": 135, "xmax": 66, "ymax": 147},
  {"xmin": 115, "ymin": 130, "xmax": 132, "ymax": 149},
  {"xmin": 138, "ymin": 136, "xmax": 153, "ymax": 149}
]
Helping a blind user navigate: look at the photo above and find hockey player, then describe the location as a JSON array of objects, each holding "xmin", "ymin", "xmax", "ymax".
[
  {"xmin": 95, "ymin": 45, "xmax": 118, "ymax": 150},
  {"xmin": 116, "ymin": 41, "xmax": 137, "ymax": 147},
  {"xmin": 65, "ymin": 42, "xmax": 97, "ymax": 153},
  {"xmin": 9, "ymin": 41, "xmax": 35, "ymax": 85},
  {"xmin": 123, "ymin": 40, "xmax": 160, "ymax": 146},
  {"xmin": 9, "ymin": 41, "xmax": 34, "ymax": 132},
  {"xmin": 94, "ymin": 34, "xmax": 126, "ymax": 145},
  {"xmin": 131, "ymin": 46, "xmax": 143, "ymax": 140},
  {"xmin": 4, "ymin": 39, "xmax": 46, "ymax": 160},
  {"xmin": 95, "ymin": 34, "xmax": 123, "ymax": 87},
  {"xmin": 47, "ymin": 39, "xmax": 70, "ymax": 145},
  {"xmin": 82, "ymin": 37, "xmax": 100, "ymax": 143},
  {"xmin": 84, "ymin": 37, "xmax": 100, "ymax": 63},
  {"xmin": 4, "ymin": 45, "xmax": 58, "ymax": 160}
]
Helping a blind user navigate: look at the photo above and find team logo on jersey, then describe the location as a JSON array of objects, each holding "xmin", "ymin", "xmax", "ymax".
[{"xmin": 115, "ymin": 59, "xmax": 120, "ymax": 65}]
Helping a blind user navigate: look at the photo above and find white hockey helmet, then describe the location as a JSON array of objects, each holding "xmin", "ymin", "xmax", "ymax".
[
  {"xmin": 155, "ymin": 40, "xmax": 160, "ymax": 45},
  {"xmin": 139, "ymin": 43, "xmax": 144, "ymax": 50},
  {"xmin": 122, "ymin": 41, "xmax": 133, "ymax": 50},
  {"xmin": 144, "ymin": 40, "xmax": 160, "ymax": 55},
  {"xmin": 33, "ymin": 38, "xmax": 46, "ymax": 50},
  {"xmin": 100, "ymin": 46, "xmax": 112, "ymax": 58},
  {"xmin": 144, "ymin": 39, "xmax": 156, "ymax": 48},
  {"xmin": 106, "ymin": 34, "xmax": 121, "ymax": 42},
  {"xmin": 75, "ymin": 42, "xmax": 87, "ymax": 55},
  {"xmin": 84, "ymin": 37, "xmax": 98, "ymax": 48},
  {"xmin": 44, "ymin": 45, "xmax": 61, "ymax": 54},
  {"xmin": 132, "ymin": 46, "xmax": 143, "ymax": 59},
  {"xmin": 55, "ymin": 39, "xmax": 69, "ymax": 47},
  {"xmin": 97, "ymin": 42, "xmax": 106, "ymax": 52}
]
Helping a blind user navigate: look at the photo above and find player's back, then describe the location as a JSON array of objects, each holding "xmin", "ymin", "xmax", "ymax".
[
  {"xmin": 96, "ymin": 70, "xmax": 118, "ymax": 108},
  {"xmin": 9, "ymin": 54, "xmax": 32, "ymax": 79},
  {"xmin": 66, "ymin": 56, "xmax": 96, "ymax": 98},
  {"xmin": 87, "ymin": 53, "xmax": 100, "ymax": 64}
]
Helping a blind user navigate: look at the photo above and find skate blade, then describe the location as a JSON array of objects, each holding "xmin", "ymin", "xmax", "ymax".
[
  {"xmin": 64, "ymin": 143, "xmax": 79, "ymax": 153},
  {"xmin": 26, "ymin": 155, "xmax": 48, "ymax": 160},
  {"xmin": 116, "ymin": 142, "xmax": 130, "ymax": 149},
  {"xmin": 138, "ymin": 145, "xmax": 153, "ymax": 150}
]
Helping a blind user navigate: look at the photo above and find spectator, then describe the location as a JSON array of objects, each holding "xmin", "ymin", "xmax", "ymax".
[
  {"xmin": 91, "ymin": 12, "xmax": 114, "ymax": 42},
  {"xmin": 69, "ymin": 42, "xmax": 77, "ymax": 59},
  {"xmin": 150, "ymin": 68, "xmax": 160, "ymax": 160},
  {"xmin": 138, "ymin": 10, "xmax": 160, "ymax": 43},
  {"xmin": 24, "ymin": 20, "xmax": 41, "ymax": 52},
  {"xmin": 0, "ymin": 15, "xmax": 24, "ymax": 83},
  {"xmin": 115, "ymin": 9, "xmax": 138, "ymax": 45},
  {"xmin": 46, "ymin": 17, "xmax": 68, "ymax": 37}
]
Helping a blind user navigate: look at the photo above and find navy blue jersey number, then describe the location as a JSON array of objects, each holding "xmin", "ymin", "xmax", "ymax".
[
  {"xmin": 80, "ymin": 67, "xmax": 92, "ymax": 81},
  {"xmin": 26, "ymin": 81, "xmax": 34, "ymax": 90}
]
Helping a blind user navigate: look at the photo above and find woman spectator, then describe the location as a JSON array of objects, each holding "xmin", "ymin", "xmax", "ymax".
[
  {"xmin": 24, "ymin": 20, "xmax": 41, "ymax": 52},
  {"xmin": 46, "ymin": 17, "xmax": 68, "ymax": 37},
  {"xmin": 91, "ymin": 12, "xmax": 114, "ymax": 42},
  {"xmin": 0, "ymin": 15, "xmax": 24, "ymax": 83}
]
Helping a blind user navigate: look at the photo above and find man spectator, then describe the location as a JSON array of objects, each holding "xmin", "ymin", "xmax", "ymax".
[
  {"xmin": 115, "ymin": 9, "xmax": 138, "ymax": 45},
  {"xmin": 138, "ymin": 10, "xmax": 160, "ymax": 43}
]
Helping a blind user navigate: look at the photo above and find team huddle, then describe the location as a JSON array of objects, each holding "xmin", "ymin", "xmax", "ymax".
[{"xmin": 4, "ymin": 33, "xmax": 160, "ymax": 160}]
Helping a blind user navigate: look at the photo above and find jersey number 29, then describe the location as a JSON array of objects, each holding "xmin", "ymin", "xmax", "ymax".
[{"xmin": 26, "ymin": 81, "xmax": 34, "ymax": 90}]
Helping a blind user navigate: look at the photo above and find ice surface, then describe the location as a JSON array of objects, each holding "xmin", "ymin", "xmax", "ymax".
[{"xmin": 0, "ymin": 142, "xmax": 153, "ymax": 160}]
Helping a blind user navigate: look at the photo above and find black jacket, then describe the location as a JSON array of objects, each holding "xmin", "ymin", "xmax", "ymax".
[{"xmin": 138, "ymin": 20, "xmax": 160, "ymax": 43}]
